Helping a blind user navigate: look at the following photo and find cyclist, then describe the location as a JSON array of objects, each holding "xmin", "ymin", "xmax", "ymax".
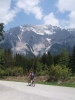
[{"xmin": 29, "ymin": 70, "xmax": 34, "ymax": 85}]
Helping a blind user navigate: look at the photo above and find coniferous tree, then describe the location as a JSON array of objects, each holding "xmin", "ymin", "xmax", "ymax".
[
  {"xmin": 0, "ymin": 23, "xmax": 4, "ymax": 41},
  {"xmin": 0, "ymin": 23, "xmax": 4, "ymax": 67},
  {"xmin": 46, "ymin": 51, "xmax": 54, "ymax": 67},
  {"xmin": 41, "ymin": 53, "xmax": 47, "ymax": 65},
  {"xmin": 41, "ymin": 51, "xmax": 53, "ymax": 75},
  {"xmin": 58, "ymin": 48, "xmax": 69, "ymax": 66},
  {"xmin": 68, "ymin": 46, "xmax": 75, "ymax": 74},
  {"xmin": 4, "ymin": 49, "xmax": 13, "ymax": 68},
  {"xmin": 31, "ymin": 57, "xmax": 39, "ymax": 74},
  {"xmin": 41, "ymin": 51, "xmax": 53, "ymax": 67},
  {"xmin": 53, "ymin": 54, "xmax": 60, "ymax": 65},
  {"xmin": 0, "ymin": 48, "xmax": 5, "ymax": 69}
]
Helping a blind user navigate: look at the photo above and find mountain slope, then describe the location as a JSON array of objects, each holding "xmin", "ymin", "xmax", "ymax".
[{"xmin": 1, "ymin": 24, "xmax": 75, "ymax": 56}]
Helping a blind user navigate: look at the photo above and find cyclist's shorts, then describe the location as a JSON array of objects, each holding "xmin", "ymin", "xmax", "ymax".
[{"xmin": 30, "ymin": 76, "xmax": 34, "ymax": 80}]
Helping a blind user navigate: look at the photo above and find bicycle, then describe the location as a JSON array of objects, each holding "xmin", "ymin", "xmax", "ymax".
[{"xmin": 28, "ymin": 79, "xmax": 35, "ymax": 87}]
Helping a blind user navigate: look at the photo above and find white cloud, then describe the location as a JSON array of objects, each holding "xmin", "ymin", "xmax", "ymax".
[
  {"xmin": 0, "ymin": 0, "xmax": 19, "ymax": 25},
  {"xmin": 0, "ymin": 0, "xmax": 11, "ymax": 23},
  {"xmin": 16, "ymin": 0, "xmax": 43, "ymax": 19},
  {"xmin": 5, "ymin": 7, "xmax": 20, "ymax": 24},
  {"xmin": 1, "ymin": 0, "xmax": 75, "ymax": 29},
  {"xmin": 56, "ymin": 0, "xmax": 75, "ymax": 28},
  {"xmin": 68, "ymin": 11, "xmax": 75, "ymax": 28},
  {"xmin": 56, "ymin": 0, "xmax": 75, "ymax": 12},
  {"xmin": 44, "ymin": 13, "xmax": 59, "ymax": 26},
  {"xmin": 59, "ymin": 20, "xmax": 70, "ymax": 29},
  {"xmin": 0, "ymin": 0, "xmax": 43, "ymax": 25}
]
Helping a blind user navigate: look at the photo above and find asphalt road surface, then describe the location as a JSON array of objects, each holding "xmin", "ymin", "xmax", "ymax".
[{"xmin": 0, "ymin": 80, "xmax": 75, "ymax": 100}]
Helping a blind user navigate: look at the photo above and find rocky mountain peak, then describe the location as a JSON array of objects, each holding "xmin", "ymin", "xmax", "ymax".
[{"xmin": 1, "ymin": 24, "xmax": 75, "ymax": 57}]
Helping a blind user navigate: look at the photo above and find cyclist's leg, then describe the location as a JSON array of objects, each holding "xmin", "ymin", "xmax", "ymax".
[
  {"xmin": 28, "ymin": 77, "xmax": 32, "ymax": 85},
  {"xmin": 32, "ymin": 77, "xmax": 34, "ymax": 83},
  {"xmin": 32, "ymin": 77, "xmax": 35, "ymax": 87},
  {"xmin": 31, "ymin": 77, "xmax": 33, "ymax": 84}
]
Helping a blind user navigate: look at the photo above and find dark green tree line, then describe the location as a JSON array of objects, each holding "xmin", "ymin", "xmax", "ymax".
[
  {"xmin": 0, "ymin": 23, "xmax": 4, "ymax": 41},
  {"xmin": 68, "ymin": 46, "xmax": 75, "ymax": 74}
]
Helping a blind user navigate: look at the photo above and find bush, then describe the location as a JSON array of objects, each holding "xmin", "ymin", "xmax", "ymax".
[
  {"xmin": 4, "ymin": 66, "xmax": 23, "ymax": 76},
  {"xmin": 12, "ymin": 66, "xmax": 23, "ymax": 76},
  {"xmin": 0, "ymin": 68, "xmax": 4, "ymax": 77},
  {"xmin": 5, "ymin": 68, "xmax": 13, "ymax": 76},
  {"xmin": 36, "ymin": 62, "xmax": 48, "ymax": 76},
  {"xmin": 49, "ymin": 65, "xmax": 72, "ymax": 81}
]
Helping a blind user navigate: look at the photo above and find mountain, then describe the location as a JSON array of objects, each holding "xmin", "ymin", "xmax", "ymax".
[{"xmin": 1, "ymin": 24, "xmax": 75, "ymax": 57}]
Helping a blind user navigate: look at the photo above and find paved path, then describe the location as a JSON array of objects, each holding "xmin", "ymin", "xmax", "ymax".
[{"xmin": 0, "ymin": 80, "xmax": 75, "ymax": 100}]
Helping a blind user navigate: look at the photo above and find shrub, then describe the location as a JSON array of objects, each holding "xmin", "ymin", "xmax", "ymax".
[
  {"xmin": 36, "ymin": 62, "xmax": 48, "ymax": 76},
  {"xmin": 0, "ymin": 68, "xmax": 4, "ymax": 77},
  {"xmin": 49, "ymin": 65, "xmax": 72, "ymax": 81},
  {"xmin": 13, "ymin": 66, "xmax": 23, "ymax": 76},
  {"xmin": 4, "ymin": 66, "xmax": 23, "ymax": 76}
]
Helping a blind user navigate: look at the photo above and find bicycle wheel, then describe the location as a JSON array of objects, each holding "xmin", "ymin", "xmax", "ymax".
[{"xmin": 28, "ymin": 80, "xmax": 31, "ymax": 86}]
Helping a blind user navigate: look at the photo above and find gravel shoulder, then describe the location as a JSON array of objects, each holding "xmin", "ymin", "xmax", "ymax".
[{"xmin": 0, "ymin": 80, "xmax": 75, "ymax": 100}]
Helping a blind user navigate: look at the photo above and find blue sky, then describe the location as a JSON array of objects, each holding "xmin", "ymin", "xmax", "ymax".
[{"xmin": 0, "ymin": 0, "xmax": 75, "ymax": 31}]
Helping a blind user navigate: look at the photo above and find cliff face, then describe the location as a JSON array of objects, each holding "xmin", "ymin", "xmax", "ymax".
[{"xmin": 2, "ymin": 24, "xmax": 75, "ymax": 56}]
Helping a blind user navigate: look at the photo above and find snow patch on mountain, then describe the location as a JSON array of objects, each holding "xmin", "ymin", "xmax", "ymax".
[
  {"xmin": 45, "ymin": 30, "xmax": 51, "ymax": 34},
  {"xmin": 46, "ymin": 38, "xmax": 51, "ymax": 42},
  {"xmin": 2, "ymin": 24, "xmax": 75, "ymax": 56}
]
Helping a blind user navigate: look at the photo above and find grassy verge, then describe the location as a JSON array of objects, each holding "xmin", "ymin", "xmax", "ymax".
[
  {"xmin": 0, "ymin": 76, "xmax": 75, "ymax": 88},
  {"xmin": 59, "ymin": 82, "xmax": 75, "ymax": 87},
  {"xmin": 36, "ymin": 81, "xmax": 75, "ymax": 88},
  {"xmin": 36, "ymin": 76, "xmax": 75, "ymax": 88}
]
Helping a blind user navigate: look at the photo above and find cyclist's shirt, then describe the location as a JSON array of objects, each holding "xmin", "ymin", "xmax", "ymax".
[{"xmin": 29, "ymin": 72, "xmax": 34, "ymax": 80}]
